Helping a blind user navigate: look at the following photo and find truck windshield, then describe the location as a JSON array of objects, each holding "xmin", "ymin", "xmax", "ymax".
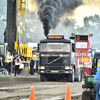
[
  {"xmin": 76, "ymin": 42, "xmax": 87, "ymax": 49},
  {"xmin": 40, "ymin": 43, "xmax": 70, "ymax": 52}
]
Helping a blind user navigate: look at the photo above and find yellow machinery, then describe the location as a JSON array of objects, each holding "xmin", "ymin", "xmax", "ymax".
[{"xmin": 15, "ymin": 0, "xmax": 32, "ymax": 71}]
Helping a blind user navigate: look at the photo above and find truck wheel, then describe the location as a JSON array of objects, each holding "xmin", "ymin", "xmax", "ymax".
[
  {"xmin": 82, "ymin": 90, "xmax": 90, "ymax": 100},
  {"xmin": 68, "ymin": 69, "xmax": 75, "ymax": 82},
  {"xmin": 40, "ymin": 74, "xmax": 46, "ymax": 81}
]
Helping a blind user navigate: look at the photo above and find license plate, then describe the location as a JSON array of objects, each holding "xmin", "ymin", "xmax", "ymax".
[{"xmin": 51, "ymin": 71, "xmax": 59, "ymax": 73}]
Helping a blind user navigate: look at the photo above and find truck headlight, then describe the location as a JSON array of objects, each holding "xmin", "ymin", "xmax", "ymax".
[
  {"xmin": 41, "ymin": 66, "xmax": 45, "ymax": 69},
  {"xmin": 65, "ymin": 66, "xmax": 69, "ymax": 69},
  {"xmin": 66, "ymin": 71, "xmax": 69, "ymax": 73},
  {"xmin": 41, "ymin": 71, "xmax": 44, "ymax": 73}
]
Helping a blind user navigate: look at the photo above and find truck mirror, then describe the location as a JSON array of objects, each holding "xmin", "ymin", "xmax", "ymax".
[
  {"xmin": 88, "ymin": 51, "xmax": 91, "ymax": 53},
  {"xmin": 72, "ymin": 44, "xmax": 75, "ymax": 52},
  {"xmin": 88, "ymin": 48, "xmax": 92, "ymax": 53},
  {"xmin": 37, "ymin": 43, "xmax": 39, "ymax": 52}
]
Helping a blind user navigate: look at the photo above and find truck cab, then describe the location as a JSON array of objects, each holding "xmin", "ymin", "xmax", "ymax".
[{"xmin": 38, "ymin": 35, "xmax": 76, "ymax": 81}]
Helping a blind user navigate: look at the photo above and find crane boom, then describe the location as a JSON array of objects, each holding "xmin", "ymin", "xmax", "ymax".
[{"xmin": 4, "ymin": 0, "xmax": 32, "ymax": 58}]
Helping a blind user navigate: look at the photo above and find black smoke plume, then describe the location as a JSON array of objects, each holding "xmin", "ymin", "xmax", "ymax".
[{"xmin": 38, "ymin": 0, "xmax": 83, "ymax": 37}]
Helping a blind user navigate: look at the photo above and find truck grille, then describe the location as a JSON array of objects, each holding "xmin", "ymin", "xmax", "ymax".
[
  {"xmin": 40, "ymin": 56, "xmax": 70, "ymax": 66},
  {"xmin": 46, "ymin": 66, "xmax": 63, "ymax": 70}
]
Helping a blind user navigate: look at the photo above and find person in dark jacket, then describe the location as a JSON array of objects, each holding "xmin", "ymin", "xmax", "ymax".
[
  {"xmin": 30, "ymin": 57, "xmax": 34, "ymax": 75},
  {"xmin": 12, "ymin": 56, "xmax": 15, "ymax": 73},
  {"xmin": 14, "ymin": 55, "xmax": 21, "ymax": 76}
]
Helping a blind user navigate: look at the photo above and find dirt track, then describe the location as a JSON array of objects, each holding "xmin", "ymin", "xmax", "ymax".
[{"xmin": 0, "ymin": 75, "xmax": 83, "ymax": 100}]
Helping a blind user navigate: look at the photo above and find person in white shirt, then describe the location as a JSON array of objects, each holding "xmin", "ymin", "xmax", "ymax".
[
  {"xmin": 7, "ymin": 53, "xmax": 12, "ymax": 75},
  {"xmin": 14, "ymin": 55, "xmax": 21, "ymax": 76}
]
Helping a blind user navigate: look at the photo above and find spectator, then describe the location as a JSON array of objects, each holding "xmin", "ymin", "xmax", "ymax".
[
  {"xmin": 0, "ymin": 57, "xmax": 5, "ymax": 68},
  {"xmin": 30, "ymin": 57, "xmax": 34, "ymax": 75},
  {"xmin": 14, "ymin": 55, "xmax": 21, "ymax": 76},
  {"xmin": 12, "ymin": 56, "xmax": 15, "ymax": 74},
  {"xmin": 7, "ymin": 53, "xmax": 12, "ymax": 75},
  {"xmin": 19, "ymin": 61, "xmax": 24, "ymax": 74}
]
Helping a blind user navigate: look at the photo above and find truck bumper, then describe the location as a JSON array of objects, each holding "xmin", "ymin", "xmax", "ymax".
[{"xmin": 39, "ymin": 69, "xmax": 73, "ymax": 74}]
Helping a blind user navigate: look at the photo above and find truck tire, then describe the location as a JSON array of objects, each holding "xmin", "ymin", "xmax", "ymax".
[
  {"xmin": 68, "ymin": 69, "xmax": 75, "ymax": 82},
  {"xmin": 82, "ymin": 90, "xmax": 90, "ymax": 100},
  {"xmin": 40, "ymin": 74, "xmax": 46, "ymax": 81}
]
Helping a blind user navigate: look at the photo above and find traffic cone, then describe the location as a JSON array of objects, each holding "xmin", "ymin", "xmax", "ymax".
[
  {"xmin": 29, "ymin": 86, "xmax": 35, "ymax": 100},
  {"xmin": 65, "ymin": 84, "xmax": 71, "ymax": 100}
]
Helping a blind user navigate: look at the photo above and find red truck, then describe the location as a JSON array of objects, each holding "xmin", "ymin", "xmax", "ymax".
[{"xmin": 71, "ymin": 33, "xmax": 93, "ymax": 81}]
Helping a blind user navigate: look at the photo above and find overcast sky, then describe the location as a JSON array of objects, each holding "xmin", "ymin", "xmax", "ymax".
[{"xmin": 73, "ymin": 0, "xmax": 100, "ymax": 27}]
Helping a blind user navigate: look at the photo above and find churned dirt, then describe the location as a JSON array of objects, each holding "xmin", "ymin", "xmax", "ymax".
[{"xmin": 0, "ymin": 75, "xmax": 83, "ymax": 100}]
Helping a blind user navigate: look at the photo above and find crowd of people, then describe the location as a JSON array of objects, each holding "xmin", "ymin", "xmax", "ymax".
[{"xmin": 0, "ymin": 52, "xmax": 35, "ymax": 76}]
